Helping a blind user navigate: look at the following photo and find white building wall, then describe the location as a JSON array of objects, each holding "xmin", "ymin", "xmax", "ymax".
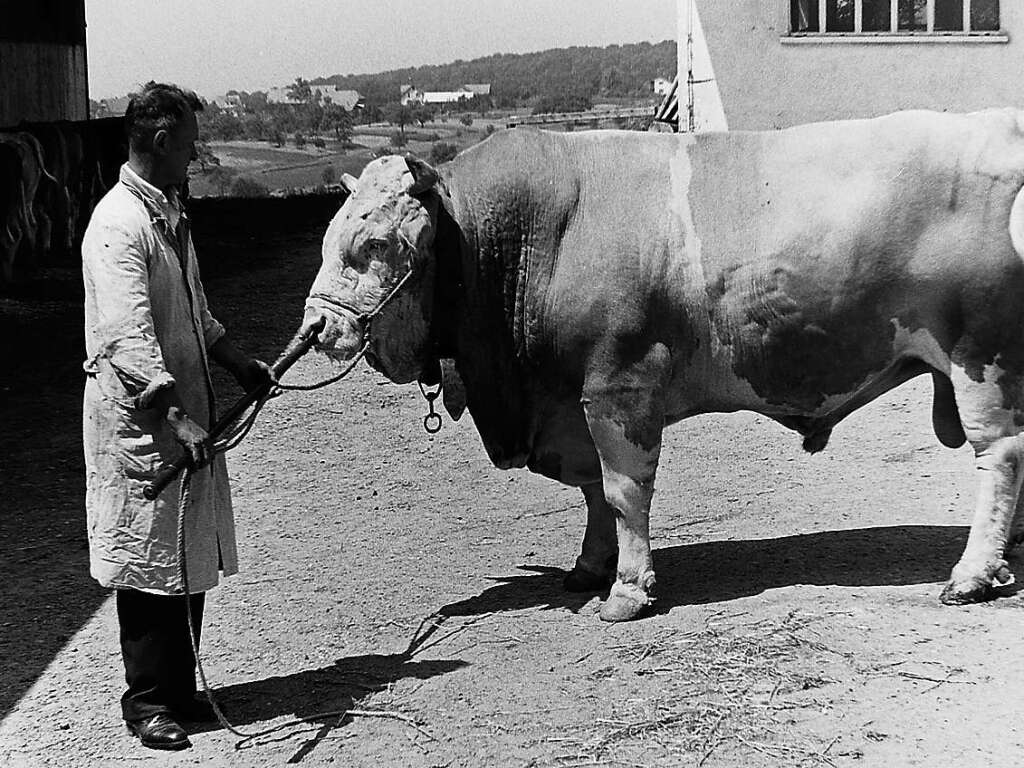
[
  {"xmin": 677, "ymin": 0, "xmax": 728, "ymax": 132},
  {"xmin": 697, "ymin": 0, "xmax": 1024, "ymax": 130}
]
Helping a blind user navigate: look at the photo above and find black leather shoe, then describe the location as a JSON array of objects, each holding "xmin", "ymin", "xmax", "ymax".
[
  {"xmin": 126, "ymin": 713, "xmax": 191, "ymax": 750},
  {"xmin": 174, "ymin": 695, "xmax": 222, "ymax": 723}
]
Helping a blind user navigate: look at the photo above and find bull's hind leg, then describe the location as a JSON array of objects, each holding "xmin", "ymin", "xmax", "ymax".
[
  {"xmin": 564, "ymin": 482, "xmax": 618, "ymax": 592},
  {"xmin": 582, "ymin": 343, "xmax": 671, "ymax": 622},
  {"xmin": 940, "ymin": 366, "xmax": 1024, "ymax": 604}
]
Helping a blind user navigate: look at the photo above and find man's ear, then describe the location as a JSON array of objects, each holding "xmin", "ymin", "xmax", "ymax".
[{"xmin": 151, "ymin": 128, "xmax": 170, "ymax": 155}]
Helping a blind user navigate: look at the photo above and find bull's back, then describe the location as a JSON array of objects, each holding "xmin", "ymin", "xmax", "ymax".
[{"xmin": 448, "ymin": 113, "xmax": 1024, "ymax": 426}]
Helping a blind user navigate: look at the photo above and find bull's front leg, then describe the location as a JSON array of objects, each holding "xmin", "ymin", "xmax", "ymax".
[
  {"xmin": 582, "ymin": 342, "xmax": 671, "ymax": 622},
  {"xmin": 940, "ymin": 367, "xmax": 1023, "ymax": 604}
]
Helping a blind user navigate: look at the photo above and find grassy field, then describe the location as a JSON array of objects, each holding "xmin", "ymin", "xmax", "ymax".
[{"xmin": 189, "ymin": 122, "xmax": 497, "ymax": 198}]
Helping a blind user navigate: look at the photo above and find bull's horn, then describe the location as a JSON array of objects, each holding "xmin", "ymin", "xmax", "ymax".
[{"xmin": 405, "ymin": 155, "xmax": 438, "ymax": 195}]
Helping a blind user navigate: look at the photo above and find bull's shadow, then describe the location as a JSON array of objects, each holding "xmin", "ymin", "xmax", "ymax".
[{"xmin": 439, "ymin": 525, "xmax": 980, "ymax": 618}]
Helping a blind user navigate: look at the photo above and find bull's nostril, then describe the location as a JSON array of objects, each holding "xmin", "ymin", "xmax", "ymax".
[{"xmin": 305, "ymin": 316, "xmax": 327, "ymax": 338}]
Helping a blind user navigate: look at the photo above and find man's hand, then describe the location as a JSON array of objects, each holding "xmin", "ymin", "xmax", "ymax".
[
  {"xmin": 209, "ymin": 336, "xmax": 274, "ymax": 394},
  {"xmin": 235, "ymin": 358, "xmax": 274, "ymax": 394},
  {"xmin": 165, "ymin": 406, "xmax": 213, "ymax": 468}
]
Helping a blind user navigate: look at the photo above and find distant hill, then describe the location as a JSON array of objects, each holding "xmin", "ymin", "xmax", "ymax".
[{"xmin": 315, "ymin": 40, "xmax": 676, "ymax": 109}]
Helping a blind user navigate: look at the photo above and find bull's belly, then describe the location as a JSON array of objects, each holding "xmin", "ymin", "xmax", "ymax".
[{"xmin": 667, "ymin": 321, "xmax": 950, "ymax": 427}]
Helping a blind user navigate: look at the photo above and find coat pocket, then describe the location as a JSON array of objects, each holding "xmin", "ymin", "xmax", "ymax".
[{"xmin": 110, "ymin": 398, "xmax": 171, "ymax": 480}]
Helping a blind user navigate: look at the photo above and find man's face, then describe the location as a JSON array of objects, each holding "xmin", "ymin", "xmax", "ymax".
[{"xmin": 158, "ymin": 108, "xmax": 199, "ymax": 188}]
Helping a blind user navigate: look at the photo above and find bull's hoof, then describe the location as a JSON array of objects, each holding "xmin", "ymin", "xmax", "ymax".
[
  {"xmin": 939, "ymin": 563, "xmax": 1014, "ymax": 605},
  {"xmin": 801, "ymin": 429, "xmax": 832, "ymax": 454},
  {"xmin": 939, "ymin": 578, "xmax": 994, "ymax": 605},
  {"xmin": 598, "ymin": 581, "xmax": 654, "ymax": 622},
  {"xmin": 564, "ymin": 565, "xmax": 611, "ymax": 593}
]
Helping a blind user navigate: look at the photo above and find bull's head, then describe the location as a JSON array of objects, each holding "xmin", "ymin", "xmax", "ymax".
[{"xmin": 300, "ymin": 154, "xmax": 441, "ymax": 383}]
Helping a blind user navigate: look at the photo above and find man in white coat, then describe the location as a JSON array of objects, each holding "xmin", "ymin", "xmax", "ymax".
[{"xmin": 81, "ymin": 82, "xmax": 271, "ymax": 750}]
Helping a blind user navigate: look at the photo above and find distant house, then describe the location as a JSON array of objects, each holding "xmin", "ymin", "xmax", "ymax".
[
  {"xmin": 400, "ymin": 84, "xmax": 490, "ymax": 107},
  {"xmin": 399, "ymin": 85, "xmax": 423, "ymax": 105},
  {"xmin": 265, "ymin": 86, "xmax": 298, "ymax": 105},
  {"xmin": 212, "ymin": 90, "xmax": 243, "ymax": 115},
  {"xmin": 265, "ymin": 84, "xmax": 363, "ymax": 110},
  {"xmin": 311, "ymin": 85, "xmax": 363, "ymax": 110}
]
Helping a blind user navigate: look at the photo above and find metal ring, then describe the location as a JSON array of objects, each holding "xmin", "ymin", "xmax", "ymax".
[{"xmin": 423, "ymin": 412, "xmax": 442, "ymax": 433}]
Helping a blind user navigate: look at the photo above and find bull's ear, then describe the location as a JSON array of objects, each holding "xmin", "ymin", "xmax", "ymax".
[
  {"xmin": 340, "ymin": 173, "xmax": 358, "ymax": 194},
  {"xmin": 405, "ymin": 155, "xmax": 438, "ymax": 195}
]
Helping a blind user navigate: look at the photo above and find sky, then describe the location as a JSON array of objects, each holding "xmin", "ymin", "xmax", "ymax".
[{"xmin": 86, "ymin": 0, "xmax": 678, "ymax": 100}]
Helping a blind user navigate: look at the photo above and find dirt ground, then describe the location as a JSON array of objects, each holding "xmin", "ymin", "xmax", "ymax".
[{"xmin": 2, "ymin": 195, "xmax": 1023, "ymax": 768}]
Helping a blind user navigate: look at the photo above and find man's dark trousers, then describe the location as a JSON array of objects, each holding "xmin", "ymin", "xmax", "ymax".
[{"xmin": 116, "ymin": 588, "xmax": 205, "ymax": 722}]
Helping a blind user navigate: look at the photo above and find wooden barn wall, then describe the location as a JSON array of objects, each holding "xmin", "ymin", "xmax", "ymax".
[
  {"xmin": 0, "ymin": 42, "xmax": 89, "ymax": 125},
  {"xmin": 0, "ymin": 0, "xmax": 88, "ymax": 125}
]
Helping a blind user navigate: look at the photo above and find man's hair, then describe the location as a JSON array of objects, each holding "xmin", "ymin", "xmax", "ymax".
[{"xmin": 124, "ymin": 82, "xmax": 203, "ymax": 152}]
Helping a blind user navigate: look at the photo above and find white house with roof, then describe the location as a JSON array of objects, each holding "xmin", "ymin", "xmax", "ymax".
[{"xmin": 400, "ymin": 83, "xmax": 491, "ymax": 106}]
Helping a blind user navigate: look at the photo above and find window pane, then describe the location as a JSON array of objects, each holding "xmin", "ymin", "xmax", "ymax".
[
  {"xmin": 862, "ymin": 0, "xmax": 892, "ymax": 31},
  {"xmin": 898, "ymin": 0, "xmax": 927, "ymax": 30},
  {"xmin": 971, "ymin": 0, "xmax": 1000, "ymax": 30},
  {"xmin": 791, "ymin": 0, "xmax": 819, "ymax": 32},
  {"xmin": 934, "ymin": 0, "xmax": 963, "ymax": 30},
  {"xmin": 827, "ymin": 0, "xmax": 855, "ymax": 31}
]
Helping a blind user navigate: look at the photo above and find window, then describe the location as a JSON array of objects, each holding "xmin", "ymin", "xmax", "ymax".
[{"xmin": 790, "ymin": 0, "xmax": 1000, "ymax": 33}]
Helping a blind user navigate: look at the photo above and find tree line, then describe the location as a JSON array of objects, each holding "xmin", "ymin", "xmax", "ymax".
[
  {"xmin": 92, "ymin": 39, "xmax": 674, "ymax": 150},
  {"xmin": 320, "ymin": 40, "xmax": 676, "ymax": 112},
  {"xmin": 191, "ymin": 39, "xmax": 675, "ymax": 143}
]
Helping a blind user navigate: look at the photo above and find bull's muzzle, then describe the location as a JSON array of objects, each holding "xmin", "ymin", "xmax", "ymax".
[{"xmin": 300, "ymin": 302, "xmax": 365, "ymax": 361}]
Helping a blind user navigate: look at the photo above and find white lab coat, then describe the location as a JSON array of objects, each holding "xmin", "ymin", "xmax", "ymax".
[{"xmin": 81, "ymin": 164, "xmax": 237, "ymax": 594}]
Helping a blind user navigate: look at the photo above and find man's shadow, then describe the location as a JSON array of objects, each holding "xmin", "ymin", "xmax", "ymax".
[
  {"xmin": 437, "ymin": 524, "xmax": 996, "ymax": 618},
  {"xmin": 189, "ymin": 614, "xmax": 467, "ymax": 760}
]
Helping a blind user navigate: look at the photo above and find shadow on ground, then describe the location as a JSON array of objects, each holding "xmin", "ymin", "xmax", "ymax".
[
  {"xmin": 439, "ymin": 525, "xmax": 973, "ymax": 619},
  {"xmin": 189, "ymin": 615, "xmax": 467, "ymax": 762},
  {"xmin": 0, "ymin": 194, "xmax": 341, "ymax": 719}
]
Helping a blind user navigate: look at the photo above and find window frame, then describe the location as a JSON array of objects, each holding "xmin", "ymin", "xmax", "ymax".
[{"xmin": 785, "ymin": 0, "xmax": 1005, "ymax": 40}]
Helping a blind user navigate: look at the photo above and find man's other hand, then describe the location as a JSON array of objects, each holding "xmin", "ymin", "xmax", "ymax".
[{"xmin": 165, "ymin": 407, "xmax": 213, "ymax": 467}]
